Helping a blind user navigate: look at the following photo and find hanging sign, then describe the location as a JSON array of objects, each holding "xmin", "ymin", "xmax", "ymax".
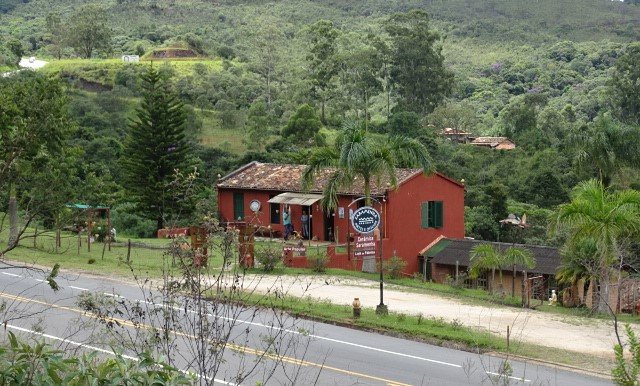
[{"xmin": 351, "ymin": 206, "xmax": 381, "ymax": 234}]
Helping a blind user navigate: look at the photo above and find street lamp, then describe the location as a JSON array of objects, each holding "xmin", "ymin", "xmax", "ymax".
[{"xmin": 349, "ymin": 196, "xmax": 388, "ymax": 315}]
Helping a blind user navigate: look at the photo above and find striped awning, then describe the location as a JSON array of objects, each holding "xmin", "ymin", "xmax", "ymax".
[{"xmin": 268, "ymin": 192, "xmax": 323, "ymax": 206}]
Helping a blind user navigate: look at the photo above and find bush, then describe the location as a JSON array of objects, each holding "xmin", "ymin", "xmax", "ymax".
[
  {"xmin": 384, "ymin": 255, "xmax": 407, "ymax": 279},
  {"xmin": 110, "ymin": 203, "xmax": 156, "ymax": 238},
  {"xmin": 0, "ymin": 332, "xmax": 192, "ymax": 384},
  {"xmin": 308, "ymin": 253, "xmax": 329, "ymax": 273},
  {"xmin": 255, "ymin": 247, "xmax": 281, "ymax": 272},
  {"xmin": 612, "ymin": 324, "xmax": 640, "ymax": 385}
]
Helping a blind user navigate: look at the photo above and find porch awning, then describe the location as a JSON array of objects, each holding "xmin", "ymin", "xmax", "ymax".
[{"xmin": 268, "ymin": 192, "xmax": 323, "ymax": 206}]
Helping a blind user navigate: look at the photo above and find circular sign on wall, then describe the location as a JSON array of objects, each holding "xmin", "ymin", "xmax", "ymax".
[
  {"xmin": 351, "ymin": 206, "xmax": 381, "ymax": 234},
  {"xmin": 249, "ymin": 199, "xmax": 261, "ymax": 212}
]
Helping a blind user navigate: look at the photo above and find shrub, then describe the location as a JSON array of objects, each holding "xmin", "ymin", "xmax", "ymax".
[
  {"xmin": 384, "ymin": 255, "xmax": 407, "ymax": 279},
  {"xmin": 308, "ymin": 253, "xmax": 329, "ymax": 273},
  {"xmin": 0, "ymin": 332, "xmax": 192, "ymax": 384},
  {"xmin": 612, "ymin": 324, "xmax": 640, "ymax": 385},
  {"xmin": 110, "ymin": 203, "xmax": 156, "ymax": 238},
  {"xmin": 255, "ymin": 247, "xmax": 281, "ymax": 272}
]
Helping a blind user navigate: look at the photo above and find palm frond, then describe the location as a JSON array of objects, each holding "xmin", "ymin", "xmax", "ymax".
[{"xmin": 302, "ymin": 147, "xmax": 338, "ymax": 191}]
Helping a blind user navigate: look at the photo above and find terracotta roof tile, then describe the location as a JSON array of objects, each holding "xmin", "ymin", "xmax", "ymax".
[{"xmin": 217, "ymin": 161, "xmax": 423, "ymax": 196}]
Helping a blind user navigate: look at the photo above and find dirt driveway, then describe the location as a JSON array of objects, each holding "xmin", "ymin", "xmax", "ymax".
[{"xmin": 245, "ymin": 274, "xmax": 631, "ymax": 357}]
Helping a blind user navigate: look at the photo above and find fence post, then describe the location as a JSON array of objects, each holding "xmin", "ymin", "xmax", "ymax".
[
  {"xmin": 101, "ymin": 239, "xmax": 107, "ymax": 260},
  {"xmin": 126, "ymin": 239, "xmax": 131, "ymax": 263},
  {"xmin": 78, "ymin": 233, "xmax": 81, "ymax": 255},
  {"xmin": 33, "ymin": 227, "xmax": 37, "ymax": 248}
]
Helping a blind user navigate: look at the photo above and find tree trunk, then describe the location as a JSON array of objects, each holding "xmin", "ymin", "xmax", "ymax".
[
  {"xmin": 266, "ymin": 70, "xmax": 272, "ymax": 110},
  {"xmin": 8, "ymin": 193, "xmax": 18, "ymax": 248},
  {"xmin": 321, "ymin": 99, "xmax": 326, "ymax": 124},
  {"xmin": 157, "ymin": 217, "xmax": 164, "ymax": 237},
  {"xmin": 597, "ymin": 276, "xmax": 611, "ymax": 314}
]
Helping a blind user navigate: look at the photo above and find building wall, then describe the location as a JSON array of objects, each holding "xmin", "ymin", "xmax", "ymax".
[
  {"xmin": 218, "ymin": 172, "xmax": 465, "ymax": 274},
  {"xmin": 217, "ymin": 189, "xmax": 329, "ymax": 240},
  {"xmin": 386, "ymin": 174, "xmax": 465, "ymax": 274}
]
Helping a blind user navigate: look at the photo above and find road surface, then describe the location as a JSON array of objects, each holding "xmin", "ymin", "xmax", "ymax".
[{"xmin": 0, "ymin": 265, "xmax": 612, "ymax": 385}]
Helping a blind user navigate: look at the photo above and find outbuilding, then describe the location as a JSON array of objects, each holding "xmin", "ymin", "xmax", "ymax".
[{"xmin": 216, "ymin": 161, "xmax": 465, "ymax": 275}]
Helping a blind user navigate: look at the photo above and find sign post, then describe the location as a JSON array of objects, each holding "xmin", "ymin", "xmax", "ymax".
[{"xmin": 350, "ymin": 203, "xmax": 388, "ymax": 315}]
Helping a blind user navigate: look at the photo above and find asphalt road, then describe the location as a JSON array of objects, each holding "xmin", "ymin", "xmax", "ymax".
[{"xmin": 0, "ymin": 265, "xmax": 612, "ymax": 385}]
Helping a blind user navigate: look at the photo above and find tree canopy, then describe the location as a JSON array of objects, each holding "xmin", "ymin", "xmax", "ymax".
[{"xmin": 121, "ymin": 66, "xmax": 193, "ymax": 232}]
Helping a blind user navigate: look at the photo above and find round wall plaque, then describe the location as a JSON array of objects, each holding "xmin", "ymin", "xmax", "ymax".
[{"xmin": 249, "ymin": 199, "xmax": 261, "ymax": 212}]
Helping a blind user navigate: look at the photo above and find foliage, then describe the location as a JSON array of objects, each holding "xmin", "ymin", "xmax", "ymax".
[
  {"xmin": 387, "ymin": 111, "xmax": 423, "ymax": 137},
  {"xmin": 121, "ymin": 66, "xmax": 194, "ymax": 232},
  {"xmin": 609, "ymin": 42, "xmax": 640, "ymax": 125},
  {"xmin": 0, "ymin": 72, "xmax": 76, "ymax": 255},
  {"xmin": 570, "ymin": 113, "xmax": 640, "ymax": 187},
  {"xmin": 612, "ymin": 324, "xmax": 640, "ymax": 386},
  {"xmin": 281, "ymin": 104, "xmax": 324, "ymax": 145},
  {"xmin": 306, "ymin": 19, "xmax": 340, "ymax": 123},
  {"xmin": 65, "ymin": 5, "xmax": 112, "ymax": 59},
  {"xmin": 385, "ymin": 10, "xmax": 453, "ymax": 114},
  {"xmin": 308, "ymin": 252, "xmax": 329, "ymax": 273},
  {"xmin": 469, "ymin": 244, "xmax": 535, "ymax": 293},
  {"xmin": 384, "ymin": 255, "xmax": 407, "ymax": 279},
  {"xmin": 0, "ymin": 332, "xmax": 192, "ymax": 385},
  {"xmin": 552, "ymin": 179, "xmax": 640, "ymax": 312},
  {"xmin": 256, "ymin": 246, "xmax": 281, "ymax": 272},
  {"xmin": 303, "ymin": 120, "xmax": 434, "ymax": 210}
]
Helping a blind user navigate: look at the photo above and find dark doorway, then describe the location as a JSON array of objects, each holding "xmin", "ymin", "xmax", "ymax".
[
  {"xmin": 302, "ymin": 205, "xmax": 312, "ymax": 240},
  {"xmin": 324, "ymin": 210, "xmax": 335, "ymax": 242}
]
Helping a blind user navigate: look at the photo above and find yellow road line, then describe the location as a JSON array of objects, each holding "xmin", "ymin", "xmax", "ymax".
[{"xmin": 0, "ymin": 291, "xmax": 411, "ymax": 386}]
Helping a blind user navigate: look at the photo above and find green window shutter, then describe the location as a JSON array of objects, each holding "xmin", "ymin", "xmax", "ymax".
[
  {"xmin": 434, "ymin": 201, "xmax": 443, "ymax": 228},
  {"xmin": 233, "ymin": 193, "xmax": 244, "ymax": 220},
  {"xmin": 421, "ymin": 202, "xmax": 429, "ymax": 228},
  {"xmin": 428, "ymin": 201, "xmax": 436, "ymax": 227}
]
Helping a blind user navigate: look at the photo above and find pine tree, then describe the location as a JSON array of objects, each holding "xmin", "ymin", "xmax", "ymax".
[{"xmin": 122, "ymin": 66, "xmax": 191, "ymax": 233}]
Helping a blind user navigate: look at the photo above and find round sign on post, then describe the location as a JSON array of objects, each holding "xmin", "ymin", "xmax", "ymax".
[{"xmin": 351, "ymin": 206, "xmax": 381, "ymax": 234}]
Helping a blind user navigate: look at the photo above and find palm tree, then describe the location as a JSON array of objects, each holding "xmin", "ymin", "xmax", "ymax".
[
  {"xmin": 553, "ymin": 179, "xmax": 640, "ymax": 313},
  {"xmin": 302, "ymin": 120, "xmax": 433, "ymax": 210},
  {"xmin": 570, "ymin": 114, "xmax": 640, "ymax": 187},
  {"xmin": 555, "ymin": 238, "xmax": 599, "ymax": 306},
  {"xmin": 469, "ymin": 244, "xmax": 535, "ymax": 294}
]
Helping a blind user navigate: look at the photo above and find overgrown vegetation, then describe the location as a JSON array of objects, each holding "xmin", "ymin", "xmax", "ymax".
[{"xmin": 0, "ymin": 332, "xmax": 192, "ymax": 385}]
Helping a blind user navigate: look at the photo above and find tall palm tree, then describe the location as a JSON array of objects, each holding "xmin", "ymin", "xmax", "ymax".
[
  {"xmin": 570, "ymin": 114, "xmax": 640, "ymax": 187},
  {"xmin": 469, "ymin": 244, "xmax": 535, "ymax": 294},
  {"xmin": 553, "ymin": 179, "xmax": 640, "ymax": 313},
  {"xmin": 302, "ymin": 120, "xmax": 433, "ymax": 210}
]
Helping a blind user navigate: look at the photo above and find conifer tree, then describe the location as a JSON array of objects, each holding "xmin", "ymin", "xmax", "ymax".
[{"xmin": 122, "ymin": 66, "xmax": 191, "ymax": 233}]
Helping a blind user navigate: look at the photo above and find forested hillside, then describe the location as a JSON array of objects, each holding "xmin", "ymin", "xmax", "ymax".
[{"xmin": 1, "ymin": 0, "xmax": 640, "ymax": 244}]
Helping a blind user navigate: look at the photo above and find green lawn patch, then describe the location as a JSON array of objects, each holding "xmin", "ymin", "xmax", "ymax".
[
  {"xmin": 0, "ymin": 228, "xmax": 224, "ymax": 279},
  {"xmin": 41, "ymin": 58, "xmax": 224, "ymax": 86}
]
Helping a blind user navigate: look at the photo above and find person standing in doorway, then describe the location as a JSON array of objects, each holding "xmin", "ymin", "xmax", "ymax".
[
  {"xmin": 283, "ymin": 205, "xmax": 293, "ymax": 240},
  {"xmin": 301, "ymin": 210, "xmax": 309, "ymax": 239}
]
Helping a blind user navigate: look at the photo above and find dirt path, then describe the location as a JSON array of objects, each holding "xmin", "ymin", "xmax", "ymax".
[{"xmin": 246, "ymin": 274, "xmax": 630, "ymax": 357}]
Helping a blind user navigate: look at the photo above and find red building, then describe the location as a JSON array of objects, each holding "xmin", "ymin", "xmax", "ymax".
[{"xmin": 216, "ymin": 161, "xmax": 465, "ymax": 275}]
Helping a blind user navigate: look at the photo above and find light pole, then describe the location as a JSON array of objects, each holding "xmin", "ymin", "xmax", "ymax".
[{"xmin": 349, "ymin": 196, "xmax": 388, "ymax": 315}]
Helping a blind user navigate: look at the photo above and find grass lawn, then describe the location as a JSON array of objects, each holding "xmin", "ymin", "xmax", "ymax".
[
  {"xmin": 0, "ymin": 227, "xmax": 225, "ymax": 279},
  {"xmin": 198, "ymin": 109, "xmax": 247, "ymax": 152},
  {"xmin": 41, "ymin": 58, "xmax": 224, "ymax": 85}
]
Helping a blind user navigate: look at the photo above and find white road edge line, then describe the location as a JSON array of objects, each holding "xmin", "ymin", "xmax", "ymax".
[
  {"xmin": 69, "ymin": 286, "xmax": 89, "ymax": 291},
  {"xmin": 4, "ymin": 324, "xmax": 234, "ymax": 385},
  {"xmin": 107, "ymin": 293, "xmax": 461, "ymax": 368},
  {"xmin": 485, "ymin": 371, "xmax": 531, "ymax": 383},
  {"xmin": 34, "ymin": 279, "xmax": 45, "ymax": 283},
  {"xmin": 2, "ymin": 272, "xmax": 21, "ymax": 278}
]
